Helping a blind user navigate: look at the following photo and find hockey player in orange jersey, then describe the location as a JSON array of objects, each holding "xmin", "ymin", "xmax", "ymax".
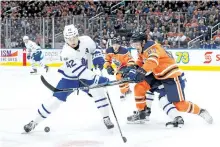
[
  {"xmin": 124, "ymin": 32, "xmax": 213, "ymax": 125},
  {"xmin": 104, "ymin": 37, "xmax": 135, "ymax": 100}
]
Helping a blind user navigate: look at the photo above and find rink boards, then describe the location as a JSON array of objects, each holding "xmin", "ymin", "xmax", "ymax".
[{"xmin": 0, "ymin": 48, "xmax": 220, "ymax": 71}]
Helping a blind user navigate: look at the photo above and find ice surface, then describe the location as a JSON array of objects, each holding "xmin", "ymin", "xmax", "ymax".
[{"xmin": 0, "ymin": 66, "xmax": 219, "ymax": 147}]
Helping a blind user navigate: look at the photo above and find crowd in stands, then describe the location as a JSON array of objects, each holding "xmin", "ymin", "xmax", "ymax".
[{"xmin": 1, "ymin": 1, "xmax": 220, "ymax": 49}]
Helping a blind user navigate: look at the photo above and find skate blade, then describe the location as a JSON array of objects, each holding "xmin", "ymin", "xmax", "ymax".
[
  {"xmin": 120, "ymin": 98, "xmax": 127, "ymax": 101},
  {"xmin": 21, "ymin": 131, "xmax": 30, "ymax": 134},
  {"xmin": 127, "ymin": 119, "xmax": 148, "ymax": 124},
  {"xmin": 203, "ymin": 114, "xmax": 213, "ymax": 124},
  {"xmin": 30, "ymin": 73, "xmax": 39, "ymax": 75},
  {"xmin": 205, "ymin": 118, "xmax": 213, "ymax": 124},
  {"xmin": 166, "ymin": 124, "xmax": 184, "ymax": 128}
]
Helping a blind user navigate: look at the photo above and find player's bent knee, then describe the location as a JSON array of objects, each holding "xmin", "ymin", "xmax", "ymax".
[
  {"xmin": 134, "ymin": 83, "xmax": 148, "ymax": 96},
  {"xmin": 173, "ymin": 101, "xmax": 189, "ymax": 112},
  {"xmin": 89, "ymin": 88, "xmax": 106, "ymax": 98},
  {"xmin": 98, "ymin": 76, "xmax": 109, "ymax": 84}
]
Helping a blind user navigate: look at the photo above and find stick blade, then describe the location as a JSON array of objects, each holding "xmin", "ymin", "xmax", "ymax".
[
  {"xmin": 40, "ymin": 75, "xmax": 56, "ymax": 92},
  {"xmin": 40, "ymin": 75, "xmax": 74, "ymax": 93}
]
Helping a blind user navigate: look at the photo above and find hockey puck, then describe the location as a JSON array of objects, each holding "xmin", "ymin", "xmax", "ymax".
[
  {"xmin": 44, "ymin": 126, "xmax": 50, "ymax": 132},
  {"xmin": 122, "ymin": 137, "xmax": 127, "ymax": 143}
]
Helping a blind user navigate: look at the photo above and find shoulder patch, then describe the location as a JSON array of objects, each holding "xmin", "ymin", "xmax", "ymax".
[
  {"xmin": 106, "ymin": 47, "xmax": 114, "ymax": 54},
  {"xmin": 63, "ymin": 57, "xmax": 69, "ymax": 61},
  {"xmin": 118, "ymin": 46, "xmax": 128, "ymax": 54},
  {"xmin": 85, "ymin": 48, "xmax": 89, "ymax": 53},
  {"xmin": 143, "ymin": 41, "xmax": 155, "ymax": 52}
]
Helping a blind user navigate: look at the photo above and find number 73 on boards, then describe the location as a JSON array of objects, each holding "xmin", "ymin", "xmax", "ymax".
[{"xmin": 175, "ymin": 52, "xmax": 189, "ymax": 64}]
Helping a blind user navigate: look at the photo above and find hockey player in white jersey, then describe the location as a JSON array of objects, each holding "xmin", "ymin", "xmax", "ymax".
[
  {"xmin": 23, "ymin": 36, "xmax": 49, "ymax": 74},
  {"xmin": 23, "ymin": 24, "xmax": 114, "ymax": 133}
]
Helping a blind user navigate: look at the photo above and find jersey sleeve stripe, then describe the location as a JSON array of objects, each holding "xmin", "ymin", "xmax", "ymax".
[
  {"xmin": 147, "ymin": 58, "xmax": 159, "ymax": 65},
  {"xmin": 58, "ymin": 69, "xmax": 78, "ymax": 79},
  {"xmin": 156, "ymin": 68, "xmax": 181, "ymax": 79},
  {"xmin": 127, "ymin": 60, "xmax": 135, "ymax": 65},
  {"xmin": 71, "ymin": 65, "xmax": 85, "ymax": 73},
  {"xmin": 149, "ymin": 54, "xmax": 158, "ymax": 59},
  {"xmin": 155, "ymin": 64, "xmax": 178, "ymax": 76},
  {"xmin": 77, "ymin": 67, "xmax": 86, "ymax": 77}
]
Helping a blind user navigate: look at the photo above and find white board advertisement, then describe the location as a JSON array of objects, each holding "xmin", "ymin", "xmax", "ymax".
[
  {"xmin": 0, "ymin": 49, "xmax": 23, "ymax": 62},
  {"xmin": 130, "ymin": 49, "xmax": 220, "ymax": 66}
]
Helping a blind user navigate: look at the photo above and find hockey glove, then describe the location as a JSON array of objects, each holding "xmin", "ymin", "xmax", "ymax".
[
  {"xmin": 27, "ymin": 55, "xmax": 31, "ymax": 60},
  {"xmin": 126, "ymin": 68, "xmax": 147, "ymax": 83},
  {"xmin": 119, "ymin": 65, "xmax": 138, "ymax": 78},
  {"xmin": 106, "ymin": 66, "xmax": 114, "ymax": 75},
  {"xmin": 92, "ymin": 49, "xmax": 104, "ymax": 70},
  {"xmin": 27, "ymin": 53, "xmax": 31, "ymax": 60}
]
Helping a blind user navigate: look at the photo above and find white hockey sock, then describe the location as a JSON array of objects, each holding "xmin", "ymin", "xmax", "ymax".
[
  {"xmin": 31, "ymin": 61, "xmax": 37, "ymax": 70},
  {"xmin": 159, "ymin": 96, "xmax": 180, "ymax": 119},
  {"xmin": 34, "ymin": 96, "xmax": 63, "ymax": 124},
  {"xmin": 90, "ymin": 88, "xmax": 110, "ymax": 118},
  {"xmin": 38, "ymin": 61, "xmax": 44, "ymax": 67},
  {"xmin": 146, "ymin": 91, "xmax": 154, "ymax": 109}
]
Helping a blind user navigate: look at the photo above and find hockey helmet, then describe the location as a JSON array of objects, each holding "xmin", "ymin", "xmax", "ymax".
[
  {"xmin": 112, "ymin": 37, "xmax": 121, "ymax": 45},
  {"xmin": 23, "ymin": 36, "xmax": 29, "ymax": 43},
  {"xmin": 63, "ymin": 24, "xmax": 79, "ymax": 47},
  {"xmin": 112, "ymin": 37, "xmax": 121, "ymax": 53},
  {"xmin": 130, "ymin": 32, "xmax": 146, "ymax": 43}
]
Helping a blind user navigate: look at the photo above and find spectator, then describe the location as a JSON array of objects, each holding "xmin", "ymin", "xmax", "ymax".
[
  {"xmin": 163, "ymin": 40, "xmax": 171, "ymax": 49},
  {"xmin": 1, "ymin": 1, "xmax": 220, "ymax": 49},
  {"xmin": 213, "ymin": 30, "xmax": 220, "ymax": 45}
]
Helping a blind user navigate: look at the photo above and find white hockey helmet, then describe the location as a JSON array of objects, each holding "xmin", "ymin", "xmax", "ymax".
[
  {"xmin": 23, "ymin": 36, "xmax": 29, "ymax": 41},
  {"xmin": 63, "ymin": 24, "xmax": 79, "ymax": 47},
  {"xmin": 23, "ymin": 36, "xmax": 29, "ymax": 43},
  {"xmin": 63, "ymin": 24, "xmax": 79, "ymax": 40}
]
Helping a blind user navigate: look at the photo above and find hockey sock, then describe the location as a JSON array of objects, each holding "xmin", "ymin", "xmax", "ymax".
[
  {"xmin": 146, "ymin": 91, "xmax": 154, "ymax": 109},
  {"xmin": 90, "ymin": 88, "xmax": 110, "ymax": 118},
  {"xmin": 31, "ymin": 60, "xmax": 37, "ymax": 71},
  {"xmin": 34, "ymin": 96, "xmax": 63, "ymax": 123},
  {"xmin": 173, "ymin": 101, "xmax": 201, "ymax": 114},
  {"xmin": 159, "ymin": 96, "xmax": 180, "ymax": 119},
  {"xmin": 38, "ymin": 61, "xmax": 45, "ymax": 67},
  {"xmin": 135, "ymin": 96, "xmax": 146, "ymax": 111}
]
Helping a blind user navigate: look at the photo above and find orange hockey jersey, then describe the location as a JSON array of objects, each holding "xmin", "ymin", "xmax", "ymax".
[
  {"xmin": 136, "ymin": 41, "xmax": 182, "ymax": 80},
  {"xmin": 104, "ymin": 46, "xmax": 134, "ymax": 70}
]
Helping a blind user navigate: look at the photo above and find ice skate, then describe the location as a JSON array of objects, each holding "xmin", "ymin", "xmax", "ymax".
[
  {"xmin": 120, "ymin": 93, "xmax": 126, "ymax": 100},
  {"xmin": 23, "ymin": 120, "xmax": 38, "ymax": 133},
  {"xmin": 166, "ymin": 116, "xmax": 184, "ymax": 128},
  {"xmin": 103, "ymin": 116, "xmax": 114, "ymax": 129},
  {"xmin": 127, "ymin": 107, "xmax": 151, "ymax": 124},
  {"xmin": 30, "ymin": 69, "xmax": 37, "ymax": 74},
  {"xmin": 44, "ymin": 65, "xmax": 49, "ymax": 73},
  {"xmin": 198, "ymin": 109, "xmax": 213, "ymax": 124}
]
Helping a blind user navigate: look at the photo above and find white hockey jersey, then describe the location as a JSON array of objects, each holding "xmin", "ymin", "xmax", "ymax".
[
  {"xmin": 58, "ymin": 36, "xmax": 98, "ymax": 80},
  {"xmin": 25, "ymin": 40, "xmax": 41, "ymax": 54}
]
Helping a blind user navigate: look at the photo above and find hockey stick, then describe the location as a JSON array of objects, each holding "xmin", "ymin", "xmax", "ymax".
[
  {"xmin": 105, "ymin": 88, "xmax": 127, "ymax": 143},
  {"xmin": 94, "ymin": 67, "xmax": 127, "ymax": 143},
  {"xmin": 40, "ymin": 75, "xmax": 132, "ymax": 93}
]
